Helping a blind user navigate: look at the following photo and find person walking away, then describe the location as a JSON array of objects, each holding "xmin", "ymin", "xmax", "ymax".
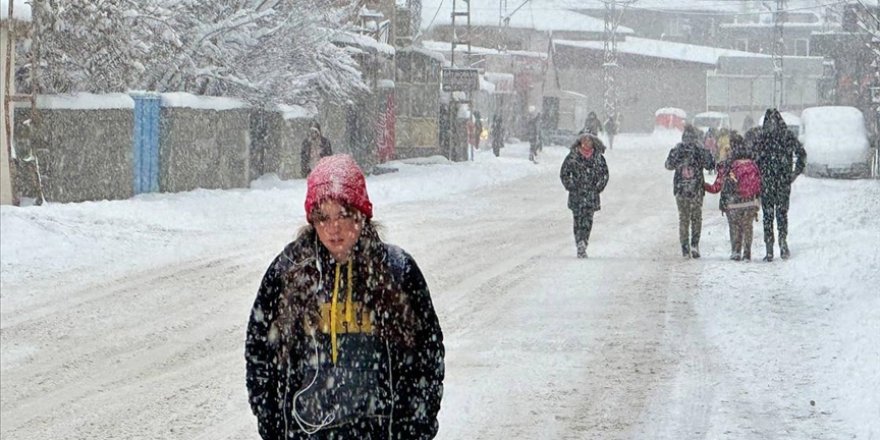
[
  {"xmin": 473, "ymin": 111, "xmax": 483, "ymax": 150},
  {"xmin": 560, "ymin": 133, "xmax": 609, "ymax": 258},
  {"xmin": 756, "ymin": 108, "xmax": 806, "ymax": 261},
  {"xmin": 527, "ymin": 107, "xmax": 543, "ymax": 162},
  {"xmin": 703, "ymin": 127, "xmax": 719, "ymax": 164},
  {"xmin": 704, "ymin": 132, "xmax": 762, "ymax": 260},
  {"xmin": 245, "ymin": 155, "xmax": 445, "ymax": 440},
  {"xmin": 716, "ymin": 128, "xmax": 731, "ymax": 163},
  {"xmin": 300, "ymin": 121, "xmax": 333, "ymax": 177},
  {"xmin": 604, "ymin": 114, "xmax": 618, "ymax": 150},
  {"xmin": 582, "ymin": 111, "xmax": 603, "ymax": 136},
  {"xmin": 666, "ymin": 124, "xmax": 716, "ymax": 258},
  {"xmin": 491, "ymin": 114, "xmax": 504, "ymax": 157}
]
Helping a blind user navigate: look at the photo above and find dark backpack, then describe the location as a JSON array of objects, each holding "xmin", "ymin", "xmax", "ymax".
[{"xmin": 677, "ymin": 154, "xmax": 702, "ymax": 198}]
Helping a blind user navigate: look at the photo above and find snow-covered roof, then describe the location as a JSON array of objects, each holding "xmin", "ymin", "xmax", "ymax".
[
  {"xmin": 656, "ymin": 107, "xmax": 687, "ymax": 118},
  {"xmin": 421, "ymin": 0, "xmax": 633, "ymax": 34},
  {"xmin": 399, "ymin": 46, "xmax": 448, "ymax": 65},
  {"xmin": 421, "ymin": 40, "xmax": 547, "ymax": 59},
  {"xmin": 331, "ymin": 32, "xmax": 395, "ymax": 57},
  {"xmin": 554, "ymin": 37, "xmax": 769, "ymax": 66},
  {"xmin": 1, "ymin": 0, "xmax": 31, "ymax": 22},
  {"xmin": 277, "ymin": 104, "xmax": 316, "ymax": 120},
  {"xmin": 161, "ymin": 93, "xmax": 248, "ymax": 110},
  {"xmin": 35, "ymin": 93, "xmax": 135, "ymax": 110}
]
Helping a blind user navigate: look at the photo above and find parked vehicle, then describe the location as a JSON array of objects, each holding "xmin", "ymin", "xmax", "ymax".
[
  {"xmin": 693, "ymin": 111, "xmax": 730, "ymax": 133},
  {"xmin": 800, "ymin": 106, "xmax": 873, "ymax": 179}
]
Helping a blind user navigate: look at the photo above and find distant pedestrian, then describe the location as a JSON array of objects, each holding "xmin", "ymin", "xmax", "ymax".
[
  {"xmin": 301, "ymin": 121, "xmax": 333, "ymax": 177},
  {"xmin": 582, "ymin": 111, "xmax": 603, "ymax": 136},
  {"xmin": 473, "ymin": 111, "xmax": 483, "ymax": 150},
  {"xmin": 491, "ymin": 114, "xmax": 504, "ymax": 157},
  {"xmin": 716, "ymin": 128, "xmax": 731, "ymax": 162},
  {"xmin": 704, "ymin": 127, "xmax": 719, "ymax": 162},
  {"xmin": 604, "ymin": 114, "xmax": 618, "ymax": 150},
  {"xmin": 756, "ymin": 108, "xmax": 807, "ymax": 261},
  {"xmin": 704, "ymin": 131, "xmax": 762, "ymax": 261},
  {"xmin": 560, "ymin": 133, "xmax": 609, "ymax": 258},
  {"xmin": 665, "ymin": 124, "xmax": 716, "ymax": 258},
  {"xmin": 527, "ymin": 106, "xmax": 543, "ymax": 162},
  {"xmin": 742, "ymin": 114, "xmax": 755, "ymax": 133}
]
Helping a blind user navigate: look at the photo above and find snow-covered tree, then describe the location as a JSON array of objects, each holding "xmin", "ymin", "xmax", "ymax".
[
  {"xmin": 21, "ymin": 0, "xmax": 369, "ymax": 107},
  {"xmin": 26, "ymin": 0, "xmax": 147, "ymax": 93}
]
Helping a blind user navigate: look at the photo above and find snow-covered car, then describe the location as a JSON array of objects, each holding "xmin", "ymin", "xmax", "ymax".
[
  {"xmin": 692, "ymin": 111, "xmax": 730, "ymax": 133},
  {"xmin": 758, "ymin": 111, "xmax": 802, "ymax": 137},
  {"xmin": 800, "ymin": 106, "xmax": 873, "ymax": 179}
]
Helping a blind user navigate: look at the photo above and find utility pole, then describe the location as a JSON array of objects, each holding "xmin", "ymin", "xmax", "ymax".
[
  {"xmin": 603, "ymin": 0, "xmax": 632, "ymax": 140},
  {"xmin": 447, "ymin": 0, "xmax": 475, "ymax": 160},
  {"xmin": 772, "ymin": 0, "xmax": 786, "ymax": 108}
]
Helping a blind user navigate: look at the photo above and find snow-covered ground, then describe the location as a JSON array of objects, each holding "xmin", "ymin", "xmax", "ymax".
[{"xmin": 1, "ymin": 135, "xmax": 878, "ymax": 439}]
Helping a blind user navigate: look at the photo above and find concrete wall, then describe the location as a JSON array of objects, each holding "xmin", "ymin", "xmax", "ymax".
[
  {"xmin": 14, "ymin": 107, "xmax": 134, "ymax": 203},
  {"xmin": 159, "ymin": 108, "xmax": 250, "ymax": 193}
]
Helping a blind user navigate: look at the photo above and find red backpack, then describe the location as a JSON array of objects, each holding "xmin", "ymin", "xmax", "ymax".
[{"xmin": 731, "ymin": 160, "xmax": 761, "ymax": 199}]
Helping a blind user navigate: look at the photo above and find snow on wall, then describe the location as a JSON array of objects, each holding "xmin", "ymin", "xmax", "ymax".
[
  {"xmin": 1, "ymin": 0, "xmax": 31, "ymax": 21},
  {"xmin": 160, "ymin": 93, "xmax": 248, "ymax": 111},
  {"xmin": 35, "ymin": 93, "xmax": 135, "ymax": 110}
]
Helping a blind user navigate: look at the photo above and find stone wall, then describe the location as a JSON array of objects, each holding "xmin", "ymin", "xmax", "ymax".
[
  {"xmin": 159, "ymin": 108, "xmax": 251, "ymax": 192},
  {"xmin": 14, "ymin": 107, "xmax": 134, "ymax": 203}
]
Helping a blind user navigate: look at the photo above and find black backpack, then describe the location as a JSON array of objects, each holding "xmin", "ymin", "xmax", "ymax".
[{"xmin": 677, "ymin": 153, "xmax": 702, "ymax": 198}]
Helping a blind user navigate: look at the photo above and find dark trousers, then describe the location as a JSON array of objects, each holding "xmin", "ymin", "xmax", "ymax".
[
  {"xmin": 727, "ymin": 207, "xmax": 758, "ymax": 258},
  {"xmin": 571, "ymin": 207, "xmax": 595, "ymax": 246},
  {"xmin": 762, "ymin": 195, "xmax": 790, "ymax": 245},
  {"xmin": 675, "ymin": 196, "xmax": 703, "ymax": 248}
]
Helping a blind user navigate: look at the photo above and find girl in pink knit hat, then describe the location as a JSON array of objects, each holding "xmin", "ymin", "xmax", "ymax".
[{"xmin": 246, "ymin": 154, "xmax": 445, "ymax": 440}]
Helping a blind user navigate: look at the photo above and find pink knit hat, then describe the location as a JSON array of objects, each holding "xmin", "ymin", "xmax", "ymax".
[{"xmin": 304, "ymin": 154, "xmax": 373, "ymax": 220}]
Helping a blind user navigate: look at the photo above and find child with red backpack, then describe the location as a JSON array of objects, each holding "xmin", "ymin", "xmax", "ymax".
[{"xmin": 704, "ymin": 131, "xmax": 762, "ymax": 261}]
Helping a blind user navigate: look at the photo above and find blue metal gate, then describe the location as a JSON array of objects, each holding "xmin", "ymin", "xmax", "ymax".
[{"xmin": 132, "ymin": 93, "xmax": 161, "ymax": 194}]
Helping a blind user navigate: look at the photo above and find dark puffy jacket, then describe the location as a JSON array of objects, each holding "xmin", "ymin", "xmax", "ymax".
[
  {"xmin": 560, "ymin": 140, "xmax": 610, "ymax": 211},
  {"xmin": 245, "ymin": 225, "xmax": 444, "ymax": 440},
  {"xmin": 665, "ymin": 140, "xmax": 715, "ymax": 198},
  {"xmin": 757, "ymin": 109, "xmax": 806, "ymax": 203}
]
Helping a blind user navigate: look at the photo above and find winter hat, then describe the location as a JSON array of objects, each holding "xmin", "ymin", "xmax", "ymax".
[
  {"xmin": 304, "ymin": 154, "xmax": 373, "ymax": 220},
  {"xmin": 682, "ymin": 124, "xmax": 701, "ymax": 144}
]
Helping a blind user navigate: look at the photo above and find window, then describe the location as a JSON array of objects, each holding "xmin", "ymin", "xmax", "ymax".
[
  {"xmin": 735, "ymin": 38, "xmax": 749, "ymax": 52},
  {"xmin": 795, "ymin": 39, "xmax": 809, "ymax": 56}
]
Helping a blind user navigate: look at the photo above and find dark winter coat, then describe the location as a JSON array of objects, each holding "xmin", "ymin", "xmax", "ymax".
[
  {"xmin": 756, "ymin": 109, "xmax": 806, "ymax": 204},
  {"xmin": 301, "ymin": 136, "xmax": 333, "ymax": 177},
  {"xmin": 527, "ymin": 114, "xmax": 542, "ymax": 147},
  {"xmin": 665, "ymin": 138, "xmax": 715, "ymax": 198},
  {"xmin": 583, "ymin": 113, "xmax": 603, "ymax": 136},
  {"xmin": 245, "ymin": 224, "xmax": 444, "ymax": 440},
  {"xmin": 560, "ymin": 140, "xmax": 610, "ymax": 212}
]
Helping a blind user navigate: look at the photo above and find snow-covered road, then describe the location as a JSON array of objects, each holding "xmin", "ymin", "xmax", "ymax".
[{"xmin": 2, "ymin": 136, "xmax": 877, "ymax": 439}]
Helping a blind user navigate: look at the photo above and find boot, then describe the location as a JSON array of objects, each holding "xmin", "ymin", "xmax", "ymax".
[
  {"xmin": 730, "ymin": 252, "xmax": 741, "ymax": 261},
  {"xmin": 681, "ymin": 244, "xmax": 690, "ymax": 258},
  {"xmin": 763, "ymin": 242, "xmax": 774, "ymax": 262},
  {"xmin": 690, "ymin": 244, "xmax": 701, "ymax": 259},
  {"xmin": 743, "ymin": 247, "xmax": 751, "ymax": 261},
  {"xmin": 780, "ymin": 239, "xmax": 790, "ymax": 260},
  {"xmin": 577, "ymin": 241, "xmax": 587, "ymax": 259}
]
